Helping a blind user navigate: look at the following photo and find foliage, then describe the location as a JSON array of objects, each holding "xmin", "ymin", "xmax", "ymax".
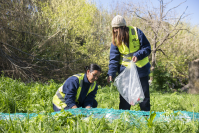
[
  {"xmin": 37, "ymin": 0, "xmax": 111, "ymax": 78},
  {"xmin": 0, "ymin": 110, "xmax": 199, "ymax": 133},
  {"xmin": 0, "ymin": 0, "xmax": 111, "ymax": 83},
  {"xmin": 0, "ymin": 75, "xmax": 59, "ymax": 113},
  {"xmin": 0, "ymin": 0, "xmax": 198, "ymax": 87},
  {"xmin": 156, "ymin": 24, "xmax": 199, "ymax": 83},
  {"xmin": 149, "ymin": 62, "xmax": 182, "ymax": 91},
  {"xmin": 0, "ymin": 75, "xmax": 198, "ymax": 113},
  {"xmin": 0, "ymin": 76, "xmax": 199, "ymax": 132},
  {"xmin": 96, "ymin": 84, "xmax": 120, "ymax": 109},
  {"xmin": 0, "ymin": 0, "xmax": 199, "ymax": 131},
  {"xmin": 120, "ymin": 0, "xmax": 199, "ymax": 83},
  {"xmin": 124, "ymin": 0, "xmax": 199, "ymax": 77},
  {"xmin": 150, "ymin": 92, "xmax": 199, "ymax": 112},
  {"xmin": 145, "ymin": 111, "xmax": 157, "ymax": 128}
]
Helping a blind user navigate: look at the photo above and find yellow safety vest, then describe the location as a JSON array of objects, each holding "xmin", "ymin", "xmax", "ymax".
[
  {"xmin": 52, "ymin": 73, "xmax": 96, "ymax": 109},
  {"xmin": 118, "ymin": 26, "xmax": 149, "ymax": 68}
]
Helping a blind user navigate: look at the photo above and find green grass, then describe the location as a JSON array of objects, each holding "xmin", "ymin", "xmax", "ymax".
[
  {"xmin": 96, "ymin": 85, "xmax": 199, "ymax": 112},
  {"xmin": 0, "ymin": 76, "xmax": 199, "ymax": 132}
]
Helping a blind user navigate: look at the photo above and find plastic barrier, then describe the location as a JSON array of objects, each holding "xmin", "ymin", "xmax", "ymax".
[{"xmin": 0, "ymin": 108, "xmax": 198, "ymax": 123}]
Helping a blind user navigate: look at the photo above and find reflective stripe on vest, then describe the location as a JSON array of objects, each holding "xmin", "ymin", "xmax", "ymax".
[
  {"xmin": 118, "ymin": 26, "xmax": 149, "ymax": 68},
  {"xmin": 52, "ymin": 73, "xmax": 96, "ymax": 109},
  {"xmin": 52, "ymin": 85, "xmax": 67, "ymax": 109}
]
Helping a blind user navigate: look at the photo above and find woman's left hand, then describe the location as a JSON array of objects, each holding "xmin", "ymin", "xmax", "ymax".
[
  {"xmin": 132, "ymin": 56, "xmax": 138, "ymax": 62},
  {"xmin": 85, "ymin": 106, "xmax": 91, "ymax": 108}
]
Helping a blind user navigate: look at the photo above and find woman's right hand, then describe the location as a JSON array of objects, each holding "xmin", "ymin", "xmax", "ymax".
[{"xmin": 107, "ymin": 76, "xmax": 113, "ymax": 83}]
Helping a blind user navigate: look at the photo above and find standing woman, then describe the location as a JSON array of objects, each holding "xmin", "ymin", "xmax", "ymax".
[
  {"xmin": 107, "ymin": 15, "xmax": 151, "ymax": 111},
  {"xmin": 53, "ymin": 64, "xmax": 101, "ymax": 111}
]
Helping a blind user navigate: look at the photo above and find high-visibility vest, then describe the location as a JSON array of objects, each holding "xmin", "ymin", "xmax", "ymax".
[
  {"xmin": 118, "ymin": 26, "xmax": 149, "ymax": 68},
  {"xmin": 52, "ymin": 73, "xmax": 96, "ymax": 109}
]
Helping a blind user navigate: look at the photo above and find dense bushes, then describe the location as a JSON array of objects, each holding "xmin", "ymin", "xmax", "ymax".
[
  {"xmin": 149, "ymin": 62, "xmax": 183, "ymax": 91},
  {"xmin": 0, "ymin": 0, "xmax": 198, "ymax": 88},
  {"xmin": 0, "ymin": 0, "xmax": 111, "ymax": 82}
]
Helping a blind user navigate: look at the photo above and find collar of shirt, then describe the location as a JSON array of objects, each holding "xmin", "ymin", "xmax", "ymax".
[{"xmin": 83, "ymin": 73, "xmax": 92, "ymax": 85}]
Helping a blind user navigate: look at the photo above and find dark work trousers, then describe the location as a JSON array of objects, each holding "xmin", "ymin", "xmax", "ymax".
[
  {"xmin": 53, "ymin": 99, "xmax": 98, "ymax": 112},
  {"xmin": 119, "ymin": 76, "xmax": 150, "ymax": 111}
]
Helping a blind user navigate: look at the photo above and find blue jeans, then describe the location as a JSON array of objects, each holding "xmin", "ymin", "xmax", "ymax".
[
  {"xmin": 53, "ymin": 99, "xmax": 98, "ymax": 112},
  {"xmin": 119, "ymin": 76, "xmax": 150, "ymax": 111}
]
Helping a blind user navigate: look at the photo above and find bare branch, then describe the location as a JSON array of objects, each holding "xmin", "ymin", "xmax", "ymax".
[
  {"xmin": 1, "ymin": 26, "xmax": 48, "ymax": 38},
  {"xmin": 155, "ymin": 33, "xmax": 170, "ymax": 50},
  {"xmin": 148, "ymin": 11, "xmax": 153, "ymax": 19},
  {"xmin": 174, "ymin": 6, "xmax": 188, "ymax": 28},
  {"xmin": 162, "ymin": 0, "xmax": 187, "ymax": 19},
  {"xmin": 37, "ymin": 29, "xmax": 64, "ymax": 49},
  {"xmin": 0, "ymin": 42, "xmax": 57, "ymax": 67},
  {"xmin": 168, "ymin": 28, "xmax": 196, "ymax": 39},
  {"xmin": 157, "ymin": 48, "xmax": 168, "ymax": 57}
]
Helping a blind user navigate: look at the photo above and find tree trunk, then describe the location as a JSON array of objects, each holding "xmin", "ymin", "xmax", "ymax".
[
  {"xmin": 188, "ymin": 59, "xmax": 199, "ymax": 94},
  {"xmin": 150, "ymin": 48, "xmax": 156, "ymax": 81}
]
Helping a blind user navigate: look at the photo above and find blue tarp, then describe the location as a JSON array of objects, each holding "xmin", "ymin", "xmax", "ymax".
[{"xmin": 0, "ymin": 108, "xmax": 199, "ymax": 123}]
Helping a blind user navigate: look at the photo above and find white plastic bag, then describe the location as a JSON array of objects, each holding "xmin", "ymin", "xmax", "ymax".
[{"xmin": 114, "ymin": 60, "xmax": 145, "ymax": 106}]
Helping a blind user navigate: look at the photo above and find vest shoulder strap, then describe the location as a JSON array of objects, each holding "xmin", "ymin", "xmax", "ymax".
[
  {"xmin": 128, "ymin": 26, "xmax": 138, "ymax": 40},
  {"xmin": 73, "ymin": 73, "xmax": 84, "ymax": 78}
]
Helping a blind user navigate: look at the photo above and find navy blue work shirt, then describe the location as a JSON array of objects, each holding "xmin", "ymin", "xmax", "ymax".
[
  {"xmin": 107, "ymin": 27, "xmax": 151, "ymax": 78},
  {"xmin": 62, "ymin": 73, "xmax": 98, "ymax": 108}
]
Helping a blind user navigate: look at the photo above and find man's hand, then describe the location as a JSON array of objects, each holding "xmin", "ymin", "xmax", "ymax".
[
  {"xmin": 107, "ymin": 76, "xmax": 113, "ymax": 83},
  {"xmin": 132, "ymin": 56, "xmax": 138, "ymax": 62}
]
